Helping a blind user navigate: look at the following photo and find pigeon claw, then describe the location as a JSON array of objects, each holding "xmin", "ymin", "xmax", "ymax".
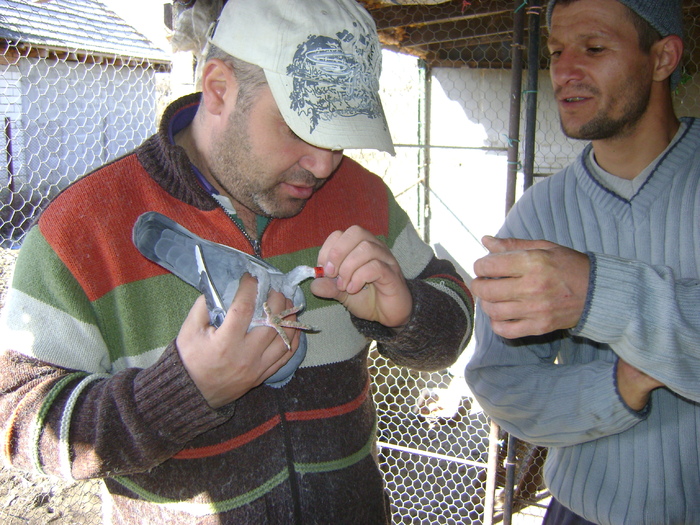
[{"xmin": 260, "ymin": 302, "xmax": 315, "ymax": 350}]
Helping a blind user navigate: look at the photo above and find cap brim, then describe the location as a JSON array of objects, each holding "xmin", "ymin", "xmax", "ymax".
[{"xmin": 265, "ymin": 69, "xmax": 396, "ymax": 155}]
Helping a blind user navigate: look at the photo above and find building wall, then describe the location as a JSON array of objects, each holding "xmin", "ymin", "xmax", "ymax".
[
  {"xmin": 1, "ymin": 65, "xmax": 23, "ymax": 187},
  {"xmin": 1, "ymin": 55, "xmax": 158, "ymax": 244}
]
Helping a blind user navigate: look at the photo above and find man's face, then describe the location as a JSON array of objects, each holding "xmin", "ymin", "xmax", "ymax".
[
  {"xmin": 547, "ymin": 0, "xmax": 655, "ymax": 140},
  {"xmin": 208, "ymin": 85, "xmax": 344, "ymax": 219}
]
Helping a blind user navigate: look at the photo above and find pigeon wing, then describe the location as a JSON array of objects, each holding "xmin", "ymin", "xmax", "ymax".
[
  {"xmin": 132, "ymin": 211, "xmax": 311, "ymax": 321},
  {"xmin": 132, "ymin": 211, "xmax": 283, "ymax": 312},
  {"xmin": 132, "ymin": 211, "xmax": 312, "ymax": 388}
]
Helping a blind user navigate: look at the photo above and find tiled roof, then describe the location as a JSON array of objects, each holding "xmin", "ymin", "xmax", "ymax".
[{"xmin": 0, "ymin": 0, "xmax": 170, "ymax": 63}]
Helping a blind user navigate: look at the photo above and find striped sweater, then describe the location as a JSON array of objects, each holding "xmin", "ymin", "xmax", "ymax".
[
  {"xmin": 466, "ymin": 117, "xmax": 700, "ymax": 525},
  {"xmin": 0, "ymin": 93, "xmax": 473, "ymax": 524}
]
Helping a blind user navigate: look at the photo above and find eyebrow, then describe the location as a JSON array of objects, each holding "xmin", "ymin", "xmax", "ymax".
[{"xmin": 547, "ymin": 28, "xmax": 615, "ymax": 46}]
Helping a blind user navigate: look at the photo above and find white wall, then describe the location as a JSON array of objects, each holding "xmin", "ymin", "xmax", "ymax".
[{"xmin": 349, "ymin": 52, "xmax": 589, "ymax": 377}]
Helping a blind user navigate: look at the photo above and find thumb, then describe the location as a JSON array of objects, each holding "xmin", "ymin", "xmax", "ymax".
[
  {"xmin": 482, "ymin": 235, "xmax": 555, "ymax": 253},
  {"xmin": 309, "ymin": 277, "xmax": 342, "ymax": 301},
  {"xmin": 217, "ymin": 273, "xmax": 257, "ymax": 334},
  {"xmin": 188, "ymin": 295, "xmax": 213, "ymax": 326}
]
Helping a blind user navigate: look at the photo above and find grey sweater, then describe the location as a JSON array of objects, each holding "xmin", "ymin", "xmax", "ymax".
[{"xmin": 466, "ymin": 117, "xmax": 700, "ymax": 525}]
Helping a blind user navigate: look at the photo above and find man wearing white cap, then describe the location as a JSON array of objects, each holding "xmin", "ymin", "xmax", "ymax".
[
  {"xmin": 0, "ymin": 0, "xmax": 473, "ymax": 523},
  {"xmin": 466, "ymin": 0, "xmax": 700, "ymax": 524}
]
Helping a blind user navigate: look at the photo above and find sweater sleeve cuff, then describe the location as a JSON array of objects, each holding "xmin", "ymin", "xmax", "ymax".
[
  {"xmin": 352, "ymin": 279, "xmax": 468, "ymax": 371},
  {"xmin": 613, "ymin": 358, "xmax": 652, "ymax": 418},
  {"xmin": 572, "ymin": 252, "xmax": 640, "ymax": 342},
  {"xmin": 571, "ymin": 252, "xmax": 597, "ymax": 334},
  {"xmin": 133, "ymin": 342, "xmax": 233, "ymax": 444}
]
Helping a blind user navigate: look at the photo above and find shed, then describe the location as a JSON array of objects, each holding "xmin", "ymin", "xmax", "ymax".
[{"xmin": 0, "ymin": 0, "xmax": 171, "ymax": 246}]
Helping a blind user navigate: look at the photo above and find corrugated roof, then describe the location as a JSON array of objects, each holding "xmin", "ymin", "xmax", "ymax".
[{"xmin": 0, "ymin": 0, "xmax": 170, "ymax": 63}]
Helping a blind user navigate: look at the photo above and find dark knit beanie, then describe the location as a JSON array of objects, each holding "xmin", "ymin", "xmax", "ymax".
[{"xmin": 546, "ymin": 0, "xmax": 684, "ymax": 88}]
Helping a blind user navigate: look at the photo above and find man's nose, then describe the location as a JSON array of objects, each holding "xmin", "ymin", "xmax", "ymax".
[
  {"xmin": 298, "ymin": 145, "xmax": 343, "ymax": 180},
  {"xmin": 551, "ymin": 50, "xmax": 585, "ymax": 87}
]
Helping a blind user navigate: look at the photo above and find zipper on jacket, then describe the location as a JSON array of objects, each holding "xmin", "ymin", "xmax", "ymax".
[
  {"xmin": 186, "ymin": 154, "xmax": 267, "ymax": 256},
  {"xmin": 236, "ymin": 221, "xmax": 262, "ymax": 258},
  {"xmin": 214, "ymin": 200, "xmax": 266, "ymax": 258},
  {"xmin": 274, "ymin": 388, "xmax": 303, "ymax": 525}
]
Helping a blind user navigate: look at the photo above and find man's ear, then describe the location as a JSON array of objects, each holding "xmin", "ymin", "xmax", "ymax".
[
  {"xmin": 652, "ymin": 34, "xmax": 684, "ymax": 84},
  {"xmin": 200, "ymin": 58, "xmax": 238, "ymax": 116}
]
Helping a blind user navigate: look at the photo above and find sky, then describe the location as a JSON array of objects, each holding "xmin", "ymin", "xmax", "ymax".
[{"xmin": 102, "ymin": 0, "xmax": 171, "ymax": 51}]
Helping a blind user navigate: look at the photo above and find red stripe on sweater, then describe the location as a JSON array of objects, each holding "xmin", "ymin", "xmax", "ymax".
[
  {"xmin": 260, "ymin": 157, "xmax": 390, "ymax": 258},
  {"xmin": 38, "ymin": 155, "xmax": 390, "ymax": 301},
  {"xmin": 38, "ymin": 157, "xmax": 256, "ymax": 301},
  {"xmin": 432, "ymin": 273, "xmax": 473, "ymax": 302},
  {"xmin": 173, "ymin": 415, "xmax": 282, "ymax": 460},
  {"xmin": 173, "ymin": 380, "xmax": 370, "ymax": 459},
  {"xmin": 285, "ymin": 378, "xmax": 370, "ymax": 422}
]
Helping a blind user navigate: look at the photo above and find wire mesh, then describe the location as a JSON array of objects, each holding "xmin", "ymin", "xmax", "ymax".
[
  {"xmin": 0, "ymin": 0, "xmax": 170, "ymax": 248},
  {"xmin": 2, "ymin": 0, "xmax": 700, "ymax": 524},
  {"xmin": 370, "ymin": 347, "xmax": 490, "ymax": 524}
]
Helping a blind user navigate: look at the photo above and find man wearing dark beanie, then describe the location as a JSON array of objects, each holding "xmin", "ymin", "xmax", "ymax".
[{"xmin": 466, "ymin": 0, "xmax": 698, "ymax": 524}]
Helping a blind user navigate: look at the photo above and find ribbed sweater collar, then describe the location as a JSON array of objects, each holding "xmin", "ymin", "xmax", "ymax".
[
  {"xmin": 135, "ymin": 93, "xmax": 217, "ymax": 211},
  {"xmin": 572, "ymin": 117, "xmax": 698, "ymax": 214}
]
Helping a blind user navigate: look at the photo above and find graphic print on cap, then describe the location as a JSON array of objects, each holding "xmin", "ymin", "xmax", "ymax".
[{"xmin": 286, "ymin": 28, "xmax": 385, "ymax": 134}]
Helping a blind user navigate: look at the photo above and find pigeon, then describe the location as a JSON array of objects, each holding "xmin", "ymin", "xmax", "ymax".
[{"xmin": 132, "ymin": 211, "xmax": 323, "ymax": 387}]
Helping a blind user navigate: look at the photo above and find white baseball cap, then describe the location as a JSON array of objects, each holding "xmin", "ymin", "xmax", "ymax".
[{"xmin": 208, "ymin": 0, "xmax": 395, "ymax": 155}]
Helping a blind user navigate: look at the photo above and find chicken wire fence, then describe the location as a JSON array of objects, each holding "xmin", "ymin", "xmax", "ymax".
[
  {"xmin": 0, "ymin": 0, "xmax": 172, "ymax": 249},
  {"xmin": 3, "ymin": 0, "xmax": 700, "ymax": 524}
]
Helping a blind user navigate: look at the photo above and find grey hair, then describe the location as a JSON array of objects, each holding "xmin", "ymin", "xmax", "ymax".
[
  {"xmin": 203, "ymin": 44, "xmax": 269, "ymax": 112},
  {"xmin": 170, "ymin": 0, "xmax": 267, "ymax": 101}
]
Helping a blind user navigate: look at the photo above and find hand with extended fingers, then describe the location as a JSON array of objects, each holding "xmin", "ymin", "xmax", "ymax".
[
  {"xmin": 471, "ymin": 236, "xmax": 590, "ymax": 339},
  {"xmin": 176, "ymin": 274, "xmax": 301, "ymax": 408}
]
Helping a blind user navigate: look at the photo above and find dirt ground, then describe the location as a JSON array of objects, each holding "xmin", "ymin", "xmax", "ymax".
[
  {"xmin": 0, "ymin": 247, "xmax": 102, "ymax": 524},
  {"xmin": 0, "ymin": 247, "xmax": 17, "ymax": 310}
]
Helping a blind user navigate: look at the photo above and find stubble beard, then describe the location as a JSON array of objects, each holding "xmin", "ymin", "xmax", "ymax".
[
  {"xmin": 208, "ymin": 107, "xmax": 318, "ymax": 219},
  {"xmin": 560, "ymin": 78, "xmax": 652, "ymax": 141}
]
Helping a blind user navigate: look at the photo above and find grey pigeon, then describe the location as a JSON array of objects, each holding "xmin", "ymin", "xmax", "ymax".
[{"xmin": 132, "ymin": 211, "xmax": 321, "ymax": 387}]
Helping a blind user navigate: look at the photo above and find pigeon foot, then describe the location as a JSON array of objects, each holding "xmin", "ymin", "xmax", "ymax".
[{"xmin": 256, "ymin": 302, "xmax": 316, "ymax": 349}]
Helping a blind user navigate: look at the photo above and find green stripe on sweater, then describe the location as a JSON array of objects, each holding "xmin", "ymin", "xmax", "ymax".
[
  {"xmin": 385, "ymin": 186, "xmax": 410, "ymax": 249},
  {"xmin": 295, "ymin": 427, "xmax": 375, "ymax": 475},
  {"xmin": 112, "ymin": 468, "xmax": 290, "ymax": 517},
  {"xmin": 93, "ymin": 274, "xmax": 196, "ymax": 361},
  {"xmin": 109, "ymin": 431, "xmax": 376, "ymax": 517},
  {"xmin": 32, "ymin": 372, "xmax": 87, "ymax": 474},
  {"xmin": 12, "ymin": 229, "xmax": 96, "ymax": 325}
]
